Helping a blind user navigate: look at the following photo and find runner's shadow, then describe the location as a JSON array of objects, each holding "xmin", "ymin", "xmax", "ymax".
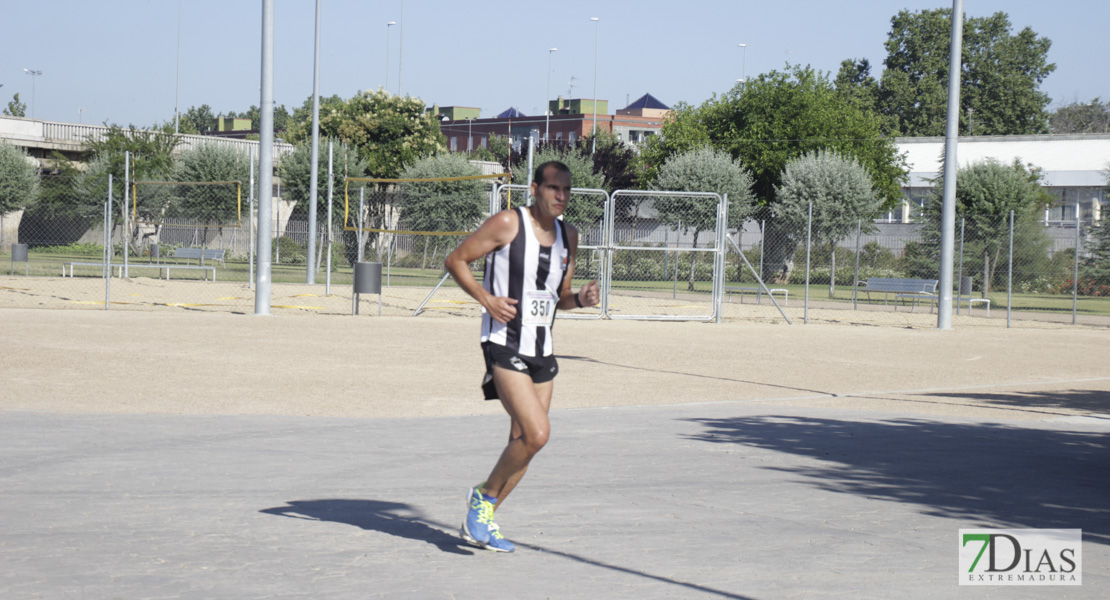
[{"xmin": 260, "ymin": 499, "xmax": 474, "ymax": 555}]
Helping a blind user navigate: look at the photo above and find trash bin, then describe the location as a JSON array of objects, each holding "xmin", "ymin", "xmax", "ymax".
[
  {"xmin": 353, "ymin": 261, "xmax": 382, "ymax": 315},
  {"xmin": 11, "ymin": 243, "xmax": 29, "ymax": 275},
  {"xmin": 150, "ymin": 244, "xmax": 160, "ymax": 263},
  {"xmin": 959, "ymin": 276, "xmax": 973, "ymax": 295}
]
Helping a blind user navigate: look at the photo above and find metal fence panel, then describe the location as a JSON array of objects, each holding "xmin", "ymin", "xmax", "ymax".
[{"xmin": 606, "ymin": 190, "xmax": 724, "ymax": 321}]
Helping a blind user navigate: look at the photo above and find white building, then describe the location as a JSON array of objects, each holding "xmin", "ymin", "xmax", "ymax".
[{"xmin": 898, "ymin": 134, "xmax": 1109, "ymax": 223}]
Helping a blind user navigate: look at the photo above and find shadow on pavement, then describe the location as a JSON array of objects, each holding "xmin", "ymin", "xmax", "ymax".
[
  {"xmin": 686, "ymin": 416, "xmax": 1110, "ymax": 545},
  {"xmin": 260, "ymin": 499, "xmax": 475, "ymax": 555},
  {"xmin": 923, "ymin": 388, "xmax": 1110, "ymax": 415},
  {"xmin": 261, "ymin": 499, "xmax": 758, "ymax": 599}
]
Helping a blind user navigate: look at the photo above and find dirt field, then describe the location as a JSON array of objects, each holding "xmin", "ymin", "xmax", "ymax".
[{"xmin": 2, "ymin": 298, "xmax": 1108, "ymax": 423}]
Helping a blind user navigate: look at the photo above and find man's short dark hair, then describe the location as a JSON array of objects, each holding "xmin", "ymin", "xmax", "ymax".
[{"xmin": 533, "ymin": 161, "xmax": 571, "ymax": 186}]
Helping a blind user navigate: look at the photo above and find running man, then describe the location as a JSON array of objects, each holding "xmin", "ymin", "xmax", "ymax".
[{"xmin": 444, "ymin": 160, "xmax": 600, "ymax": 553}]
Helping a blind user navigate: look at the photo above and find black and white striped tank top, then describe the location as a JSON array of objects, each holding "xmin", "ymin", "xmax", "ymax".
[{"xmin": 481, "ymin": 207, "xmax": 570, "ymax": 357}]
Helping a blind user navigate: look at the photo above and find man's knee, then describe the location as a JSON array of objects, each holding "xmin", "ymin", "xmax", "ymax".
[{"xmin": 522, "ymin": 422, "xmax": 550, "ymax": 455}]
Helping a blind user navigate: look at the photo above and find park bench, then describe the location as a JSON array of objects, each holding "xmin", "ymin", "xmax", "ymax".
[
  {"xmin": 172, "ymin": 248, "xmax": 225, "ymax": 265},
  {"xmin": 725, "ymin": 286, "xmax": 789, "ymax": 306},
  {"xmin": 62, "ymin": 262, "xmax": 217, "ymax": 281},
  {"xmin": 859, "ymin": 277, "xmax": 938, "ymax": 312}
]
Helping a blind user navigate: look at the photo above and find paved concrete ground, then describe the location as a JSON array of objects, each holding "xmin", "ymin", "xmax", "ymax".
[
  {"xmin": 1, "ymin": 308, "xmax": 1108, "ymax": 598},
  {"xmin": 1, "ymin": 402, "xmax": 1107, "ymax": 599}
]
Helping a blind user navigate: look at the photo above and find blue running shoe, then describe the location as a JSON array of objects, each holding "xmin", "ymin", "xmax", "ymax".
[
  {"xmin": 460, "ymin": 487, "xmax": 496, "ymax": 547},
  {"xmin": 485, "ymin": 522, "xmax": 515, "ymax": 553}
]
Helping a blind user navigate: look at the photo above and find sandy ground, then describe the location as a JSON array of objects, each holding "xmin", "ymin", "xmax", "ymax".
[{"xmin": 2, "ymin": 302, "xmax": 1108, "ymax": 423}]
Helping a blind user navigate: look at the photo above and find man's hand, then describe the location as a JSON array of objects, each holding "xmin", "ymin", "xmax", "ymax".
[
  {"xmin": 484, "ymin": 295, "xmax": 519, "ymax": 324},
  {"xmin": 578, "ymin": 280, "xmax": 600, "ymax": 308}
]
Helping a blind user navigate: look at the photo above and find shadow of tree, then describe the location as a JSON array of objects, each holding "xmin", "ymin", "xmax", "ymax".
[
  {"xmin": 924, "ymin": 389, "xmax": 1110, "ymax": 415},
  {"xmin": 686, "ymin": 416, "xmax": 1110, "ymax": 545},
  {"xmin": 260, "ymin": 499, "xmax": 474, "ymax": 555}
]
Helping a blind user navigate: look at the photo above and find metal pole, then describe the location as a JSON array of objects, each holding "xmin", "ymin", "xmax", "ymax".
[
  {"xmin": 937, "ymin": 0, "xmax": 964, "ymax": 330},
  {"xmin": 1007, "ymin": 210, "xmax": 1013, "ymax": 328},
  {"xmin": 397, "ymin": 0, "xmax": 404, "ymax": 96},
  {"xmin": 386, "ymin": 22, "xmax": 395, "ymax": 90},
  {"xmin": 358, "ymin": 187, "xmax": 365, "ymax": 262},
  {"xmin": 249, "ymin": 146, "xmax": 255, "ymax": 290},
  {"xmin": 255, "ymin": 0, "xmax": 274, "ymax": 316},
  {"xmin": 1073, "ymin": 202, "xmax": 1080, "ymax": 324},
  {"xmin": 590, "ymin": 17, "xmax": 600, "ymax": 155},
  {"xmin": 306, "ymin": 0, "xmax": 322, "ymax": 284},
  {"xmin": 105, "ymin": 174, "xmax": 112, "ymax": 309},
  {"xmin": 852, "ymin": 219, "xmax": 861, "ymax": 310},
  {"xmin": 526, "ymin": 136, "xmax": 535, "ymax": 202},
  {"xmin": 546, "ymin": 48, "xmax": 557, "ymax": 142},
  {"xmin": 326, "ymin": 139, "xmax": 333, "ymax": 295},
  {"xmin": 758, "ymin": 220, "xmax": 765, "ymax": 303},
  {"xmin": 804, "ymin": 202, "xmax": 812, "ymax": 324},
  {"xmin": 175, "ymin": 0, "xmax": 182, "ymax": 134},
  {"xmin": 956, "ymin": 217, "xmax": 965, "ymax": 315},
  {"xmin": 123, "ymin": 152, "xmax": 130, "ymax": 277}
]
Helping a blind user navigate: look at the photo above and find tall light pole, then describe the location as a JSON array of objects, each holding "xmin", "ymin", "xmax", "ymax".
[
  {"xmin": 546, "ymin": 48, "xmax": 557, "ymax": 142},
  {"xmin": 737, "ymin": 43, "xmax": 747, "ymax": 87},
  {"xmin": 386, "ymin": 21, "xmax": 396, "ymax": 91},
  {"xmin": 78, "ymin": 107, "xmax": 86, "ymax": 123},
  {"xmin": 175, "ymin": 0, "xmax": 182, "ymax": 133},
  {"xmin": 397, "ymin": 1, "xmax": 404, "ymax": 96},
  {"xmin": 23, "ymin": 69, "xmax": 42, "ymax": 119},
  {"xmin": 590, "ymin": 17, "xmax": 600, "ymax": 155}
]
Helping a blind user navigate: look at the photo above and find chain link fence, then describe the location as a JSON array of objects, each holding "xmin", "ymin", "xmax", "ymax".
[{"xmin": 3, "ymin": 176, "xmax": 1108, "ymax": 329}]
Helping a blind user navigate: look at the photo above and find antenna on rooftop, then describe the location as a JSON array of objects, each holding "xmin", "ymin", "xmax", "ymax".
[{"xmin": 567, "ymin": 76, "xmax": 578, "ymax": 97}]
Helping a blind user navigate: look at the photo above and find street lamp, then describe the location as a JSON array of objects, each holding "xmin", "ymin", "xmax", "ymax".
[
  {"xmin": 386, "ymin": 21, "xmax": 396, "ymax": 91},
  {"xmin": 546, "ymin": 48, "xmax": 557, "ymax": 142},
  {"xmin": 737, "ymin": 43, "xmax": 747, "ymax": 87},
  {"xmin": 78, "ymin": 107, "xmax": 86, "ymax": 123},
  {"xmin": 590, "ymin": 17, "xmax": 600, "ymax": 155},
  {"xmin": 23, "ymin": 69, "xmax": 42, "ymax": 119}
]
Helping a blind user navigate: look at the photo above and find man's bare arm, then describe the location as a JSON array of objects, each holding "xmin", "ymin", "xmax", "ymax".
[{"xmin": 445, "ymin": 211, "xmax": 519, "ymax": 323}]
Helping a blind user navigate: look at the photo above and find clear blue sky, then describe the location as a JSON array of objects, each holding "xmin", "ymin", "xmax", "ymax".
[{"xmin": 2, "ymin": 1, "xmax": 1107, "ymax": 128}]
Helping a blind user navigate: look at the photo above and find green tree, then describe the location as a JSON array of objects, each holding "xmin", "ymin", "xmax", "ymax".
[
  {"xmin": 575, "ymin": 129, "xmax": 638, "ymax": 192},
  {"xmin": 471, "ymin": 134, "xmax": 511, "ymax": 166},
  {"xmin": 279, "ymin": 140, "xmax": 369, "ymax": 220},
  {"xmin": 173, "ymin": 143, "xmax": 251, "ymax": 224},
  {"xmin": 509, "ymin": 144, "xmax": 606, "ymax": 229},
  {"xmin": 652, "ymin": 146, "xmax": 755, "ymax": 290},
  {"xmin": 652, "ymin": 66, "xmax": 904, "ymax": 282},
  {"xmin": 638, "ymin": 100, "xmax": 711, "ymax": 185},
  {"xmin": 309, "ymin": 89, "xmax": 445, "ymax": 179},
  {"xmin": 1049, "ymin": 98, "xmax": 1110, "ymax": 134},
  {"xmin": 396, "ymin": 154, "xmax": 487, "ymax": 269},
  {"xmin": 0, "ymin": 142, "xmax": 38, "ymax": 214},
  {"xmin": 874, "ymin": 9, "xmax": 1055, "ymax": 136},
  {"xmin": 87, "ymin": 124, "xmax": 179, "ymax": 184},
  {"xmin": 774, "ymin": 150, "xmax": 883, "ymax": 294},
  {"xmin": 914, "ymin": 159, "xmax": 1050, "ymax": 295},
  {"xmin": 4, "ymin": 93, "xmax": 27, "ymax": 117},
  {"xmin": 177, "ymin": 104, "xmax": 216, "ymax": 134}
]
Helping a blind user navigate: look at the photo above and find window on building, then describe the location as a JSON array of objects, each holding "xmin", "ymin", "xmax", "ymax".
[
  {"xmin": 450, "ymin": 136, "xmax": 458, "ymax": 151},
  {"xmin": 481, "ymin": 136, "xmax": 488, "ymax": 148},
  {"xmin": 568, "ymin": 132, "xmax": 575, "ymax": 144}
]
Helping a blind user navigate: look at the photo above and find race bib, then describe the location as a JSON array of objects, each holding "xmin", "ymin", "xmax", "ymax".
[{"xmin": 523, "ymin": 290, "xmax": 557, "ymax": 327}]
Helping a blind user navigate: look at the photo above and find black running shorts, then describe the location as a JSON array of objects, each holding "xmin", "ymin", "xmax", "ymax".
[{"xmin": 480, "ymin": 342, "xmax": 559, "ymax": 400}]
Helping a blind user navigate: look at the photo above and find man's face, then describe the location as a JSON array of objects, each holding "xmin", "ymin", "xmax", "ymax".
[{"xmin": 531, "ymin": 167, "xmax": 571, "ymax": 217}]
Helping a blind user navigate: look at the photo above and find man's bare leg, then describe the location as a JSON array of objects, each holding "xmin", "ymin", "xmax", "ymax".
[
  {"xmin": 480, "ymin": 368, "xmax": 552, "ymax": 502},
  {"xmin": 492, "ymin": 379, "xmax": 553, "ymax": 510}
]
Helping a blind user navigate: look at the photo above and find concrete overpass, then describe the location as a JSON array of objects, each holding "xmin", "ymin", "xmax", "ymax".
[{"xmin": 0, "ymin": 115, "xmax": 294, "ymax": 165}]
